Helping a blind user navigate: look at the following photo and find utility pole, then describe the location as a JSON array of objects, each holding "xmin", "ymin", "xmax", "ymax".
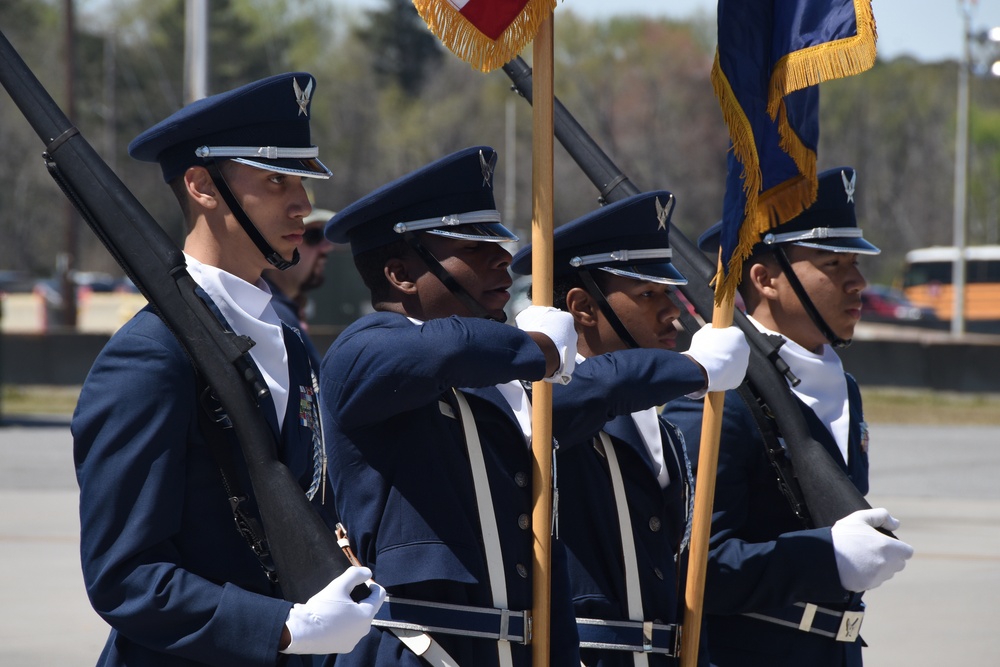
[
  {"xmin": 952, "ymin": 0, "xmax": 971, "ymax": 337},
  {"xmin": 184, "ymin": 0, "xmax": 209, "ymax": 103},
  {"xmin": 60, "ymin": 0, "xmax": 79, "ymax": 329}
]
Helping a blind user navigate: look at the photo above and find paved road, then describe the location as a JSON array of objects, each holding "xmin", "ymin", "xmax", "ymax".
[{"xmin": 1, "ymin": 418, "xmax": 998, "ymax": 666}]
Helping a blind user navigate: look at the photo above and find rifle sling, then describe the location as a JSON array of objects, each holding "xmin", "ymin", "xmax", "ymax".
[
  {"xmin": 196, "ymin": 381, "xmax": 280, "ymax": 583},
  {"xmin": 734, "ymin": 383, "xmax": 813, "ymax": 529}
]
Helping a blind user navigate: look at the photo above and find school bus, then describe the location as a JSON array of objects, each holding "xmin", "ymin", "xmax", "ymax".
[{"xmin": 902, "ymin": 246, "xmax": 1000, "ymax": 321}]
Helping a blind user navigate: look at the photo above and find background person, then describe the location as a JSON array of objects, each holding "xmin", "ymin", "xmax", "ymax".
[{"xmin": 263, "ymin": 206, "xmax": 335, "ymax": 369}]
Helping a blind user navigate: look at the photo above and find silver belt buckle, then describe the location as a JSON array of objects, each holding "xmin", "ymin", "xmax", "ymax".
[{"xmin": 836, "ymin": 610, "xmax": 865, "ymax": 642}]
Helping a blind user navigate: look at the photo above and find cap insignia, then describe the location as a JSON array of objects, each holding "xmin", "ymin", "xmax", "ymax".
[
  {"xmin": 293, "ymin": 77, "xmax": 313, "ymax": 117},
  {"xmin": 480, "ymin": 150, "xmax": 498, "ymax": 189},
  {"xmin": 655, "ymin": 196, "xmax": 669, "ymax": 230},
  {"xmin": 842, "ymin": 170, "xmax": 856, "ymax": 203}
]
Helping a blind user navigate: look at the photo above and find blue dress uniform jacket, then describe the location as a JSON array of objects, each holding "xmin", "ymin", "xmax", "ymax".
[
  {"xmin": 320, "ymin": 311, "xmax": 580, "ymax": 667},
  {"xmin": 72, "ymin": 294, "xmax": 326, "ymax": 667},
  {"xmin": 550, "ymin": 351, "xmax": 705, "ymax": 667},
  {"xmin": 662, "ymin": 374, "xmax": 868, "ymax": 667},
  {"xmin": 264, "ymin": 277, "xmax": 323, "ymax": 372}
]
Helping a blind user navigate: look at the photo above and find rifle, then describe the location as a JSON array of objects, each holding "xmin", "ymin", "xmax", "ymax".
[
  {"xmin": 502, "ymin": 55, "xmax": 875, "ymax": 530},
  {"xmin": 0, "ymin": 30, "xmax": 356, "ymax": 604}
]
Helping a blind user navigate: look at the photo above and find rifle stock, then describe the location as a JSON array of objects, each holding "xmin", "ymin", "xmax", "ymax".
[
  {"xmin": 502, "ymin": 56, "xmax": 874, "ymax": 529},
  {"xmin": 0, "ymin": 29, "xmax": 353, "ymax": 603}
]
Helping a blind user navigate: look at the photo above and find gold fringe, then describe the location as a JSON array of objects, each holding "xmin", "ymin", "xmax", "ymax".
[
  {"xmin": 412, "ymin": 0, "xmax": 557, "ymax": 73},
  {"xmin": 711, "ymin": 52, "xmax": 765, "ymax": 305},
  {"xmin": 764, "ymin": 100, "xmax": 819, "ymax": 229},
  {"xmin": 774, "ymin": 101, "xmax": 817, "ymax": 190},
  {"xmin": 766, "ymin": 0, "xmax": 877, "ymax": 118},
  {"xmin": 756, "ymin": 174, "xmax": 816, "ymax": 232}
]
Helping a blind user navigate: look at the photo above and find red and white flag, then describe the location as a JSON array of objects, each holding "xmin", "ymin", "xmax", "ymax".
[{"xmin": 413, "ymin": 0, "xmax": 556, "ymax": 71}]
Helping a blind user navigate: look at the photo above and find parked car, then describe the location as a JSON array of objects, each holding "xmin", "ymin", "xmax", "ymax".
[{"xmin": 860, "ymin": 284, "xmax": 938, "ymax": 324}]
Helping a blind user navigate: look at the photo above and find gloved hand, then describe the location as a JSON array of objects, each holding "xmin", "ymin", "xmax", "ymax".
[
  {"xmin": 515, "ymin": 305, "xmax": 578, "ymax": 385},
  {"xmin": 831, "ymin": 508, "xmax": 914, "ymax": 592},
  {"xmin": 281, "ymin": 566, "xmax": 387, "ymax": 655},
  {"xmin": 681, "ymin": 325, "xmax": 750, "ymax": 394}
]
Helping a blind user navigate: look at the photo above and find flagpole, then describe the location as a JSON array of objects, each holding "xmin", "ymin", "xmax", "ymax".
[
  {"xmin": 680, "ymin": 258, "xmax": 734, "ymax": 667},
  {"xmin": 530, "ymin": 15, "xmax": 555, "ymax": 667}
]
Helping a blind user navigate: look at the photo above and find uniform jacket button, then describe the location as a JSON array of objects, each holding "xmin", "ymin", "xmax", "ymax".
[
  {"xmin": 518, "ymin": 513, "xmax": 530, "ymax": 530},
  {"xmin": 517, "ymin": 564, "xmax": 528, "ymax": 578},
  {"xmin": 648, "ymin": 516, "xmax": 661, "ymax": 532},
  {"xmin": 514, "ymin": 472, "xmax": 528, "ymax": 488},
  {"xmin": 653, "ymin": 567, "xmax": 664, "ymax": 580}
]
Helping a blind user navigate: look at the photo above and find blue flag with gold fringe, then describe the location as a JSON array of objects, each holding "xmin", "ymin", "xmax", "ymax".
[{"xmin": 711, "ymin": 0, "xmax": 877, "ymax": 300}]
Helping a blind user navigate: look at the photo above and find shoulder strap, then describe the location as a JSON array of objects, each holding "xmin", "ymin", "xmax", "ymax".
[
  {"xmin": 450, "ymin": 389, "xmax": 514, "ymax": 667},
  {"xmin": 196, "ymin": 379, "xmax": 279, "ymax": 583},
  {"xmin": 595, "ymin": 432, "xmax": 650, "ymax": 667},
  {"xmin": 734, "ymin": 383, "xmax": 812, "ymax": 528}
]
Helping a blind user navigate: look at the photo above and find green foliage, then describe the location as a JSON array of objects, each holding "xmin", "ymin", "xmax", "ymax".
[
  {"xmin": 353, "ymin": 0, "xmax": 442, "ymax": 97},
  {"xmin": 0, "ymin": 0, "xmax": 67, "ymax": 276},
  {"xmin": 2, "ymin": 5, "xmax": 999, "ymax": 320}
]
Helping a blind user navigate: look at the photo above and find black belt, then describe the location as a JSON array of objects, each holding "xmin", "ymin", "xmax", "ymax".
[
  {"xmin": 577, "ymin": 617, "xmax": 680, "ymax": 656},
  {"xmin": 373, "ymin": 597, "xmax": 530, "ymax": 644},
  {"xmin": 743, "ymin": 602, "xmax": 865, "ymax": 642}
]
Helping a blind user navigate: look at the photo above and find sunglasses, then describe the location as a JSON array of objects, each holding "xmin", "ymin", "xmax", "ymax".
[{"xmin": 303, "ymin": 227, "xmax": 325, "ymax": 247}]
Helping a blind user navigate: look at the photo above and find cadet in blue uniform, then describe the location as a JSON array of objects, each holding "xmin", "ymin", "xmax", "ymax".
[
  {"xmin": 263, "ymin": 206, "xmax": 336, "ymax": 370},
  {"xmin": 72, "ymin": 72, "xmax": 385, "ymax": 667},
  {"xmin": 510, "ymin": 191, "xmax": 750, "ymax": 667},
  {"xmin": 320, "ymin": 146, "xmax": 581, "ymax": 667},
  {"xmin": 663, "ymin": 168, "xmax": 913, "ymax": 667}
]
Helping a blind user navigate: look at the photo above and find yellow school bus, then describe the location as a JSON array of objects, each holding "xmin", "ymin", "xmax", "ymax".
[{"xmin": 902, "ymin": 246, "xmax": 1000, "ymax": 321}]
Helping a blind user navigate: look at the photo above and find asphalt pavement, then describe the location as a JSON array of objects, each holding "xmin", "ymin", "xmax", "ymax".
[{"xmin": 1, "ymin": 417, "xmax": 998, "ymax": 666}]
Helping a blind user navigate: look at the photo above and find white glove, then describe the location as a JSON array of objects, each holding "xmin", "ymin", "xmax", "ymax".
[
  {"xmin": 831, "ymin": 508, "xmax": 914, "ymax": 592},
  {"xmin": 515, "ymin": 305, "xmax": 578, "ymax": 385},
  {"xmin": 682, "ymin": 325, "xmax": 750, "ymax": 394},
  {"xmin": 281, "ymin": 566, "xmax": 386, "ymax": 655}
]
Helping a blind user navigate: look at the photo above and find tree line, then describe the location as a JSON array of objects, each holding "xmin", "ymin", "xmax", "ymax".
[{"xmin": 1, "ymin": 0, "xmax": 997, "ymax": 326}]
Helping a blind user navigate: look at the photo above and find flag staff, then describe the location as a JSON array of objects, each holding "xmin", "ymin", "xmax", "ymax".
[
  {"xmin": 530, "ymin": 15, "xmax": 555, "ymax": 667},
  {"xmin": 679, "ymin": 262, "xmax": 733, "ymax": 667}
]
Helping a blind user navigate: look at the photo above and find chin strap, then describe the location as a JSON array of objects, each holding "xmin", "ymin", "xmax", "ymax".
[
  {"xmin": 773, "ymin": 247, "xmax": 851, "ymax": 349},
  {"xmin": 204, "ymin": 160, "xmax": 299, "ymax": 271},
  {"xmin": 578, "ymin": 269, "xmax": 639, "ymax": 349},
  {"xmin": 400, "ymin": 231, "xmax": 506, "ymax": 323}
]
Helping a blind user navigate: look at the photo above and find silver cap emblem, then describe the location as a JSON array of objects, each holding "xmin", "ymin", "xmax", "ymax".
[
  {"xmin": 293, "ymin": 77, "xmax": 313, "ymax": 117},
  {"xmin": 480, "ymin": 150, "xmax": 498, "ymax": 189},
  {"xmin": 842, "ymin": 170, "xmax": 856, "ymax": 203},
  {"xmin": 655, "ymin": 196, "xmax": 668, "ymax": 230}
]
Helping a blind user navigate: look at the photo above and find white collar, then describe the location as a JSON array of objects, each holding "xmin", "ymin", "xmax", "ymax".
[
  {"xmin": 185, "ymin": 254, "xmax": 290, "ymax": 428},
  {"xmin": 747, "ymin": 316, "xmax": 851, "ymax": 462}
]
